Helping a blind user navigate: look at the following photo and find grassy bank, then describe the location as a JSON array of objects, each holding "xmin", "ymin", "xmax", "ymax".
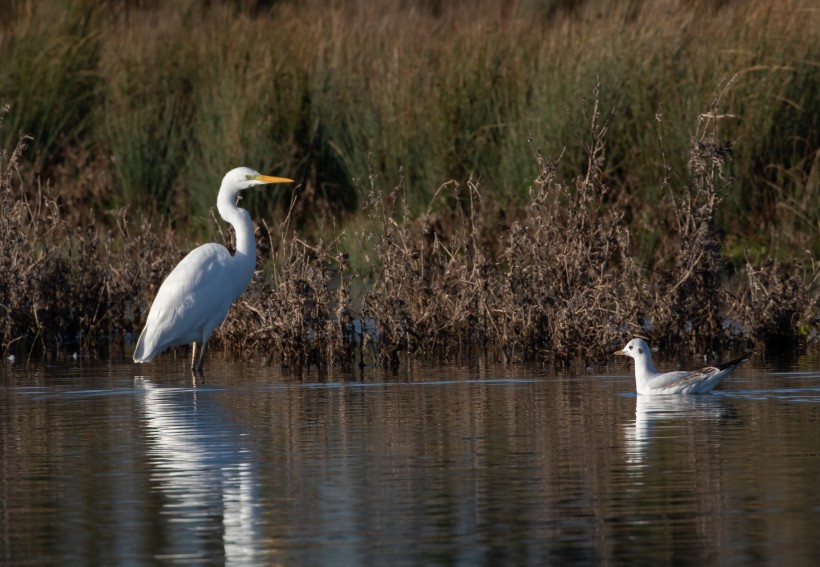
[
  {"xmin": 1, "ymin": 0, "xmax": 818, "ymax": 365},
  {"xmin": 0, "ymin": 0, "xmax": 818, "ymax": 265},
  {"xmin": 2, "ymin": 93, "xmax": 818, "ymax": 366}
]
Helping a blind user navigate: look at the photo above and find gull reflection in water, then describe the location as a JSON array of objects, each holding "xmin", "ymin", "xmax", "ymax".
[
  {"xmin": 136, "ymin": 378, "xmax": 260, "ymax": 565},
  {"xmin": 623, "ymin": 394, "xmax": 728, "ymax": 470}
]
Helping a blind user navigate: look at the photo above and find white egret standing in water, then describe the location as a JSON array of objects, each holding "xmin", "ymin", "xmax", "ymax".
[{"xmin": 133, "ymin": 167, "xmax": 293, "ymax": 373}]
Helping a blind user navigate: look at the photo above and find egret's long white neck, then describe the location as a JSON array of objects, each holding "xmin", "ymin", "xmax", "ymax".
[{"xmin": 217, "ymin": 187, "xmax": 256, "ymax": 270}]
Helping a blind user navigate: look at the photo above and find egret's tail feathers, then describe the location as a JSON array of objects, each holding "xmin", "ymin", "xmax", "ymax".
[{"xmin": 132, "ymin": 328, "xmax": 155, "ymax": 363}]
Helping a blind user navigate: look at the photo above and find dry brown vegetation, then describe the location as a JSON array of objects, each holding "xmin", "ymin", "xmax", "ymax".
[
  {"xmin": 0, "ymin": 91, "xmax": 820, "ymax": 366},
  {"xmin": 0, "ymin": 112, "xmax": 182, "ymax": 360},
  {"xmin": 1, "ymin": 0, "xmax": 818, "ymax": 368},
  {"xmin": 5, "ymin": 91, "xmax": 816, "ymax": 368}
]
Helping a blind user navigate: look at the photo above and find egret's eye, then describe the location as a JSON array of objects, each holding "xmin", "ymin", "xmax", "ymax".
[
  {"xmin": 245, "ymin": 174, "xmax": 253, "ymax": 180},
  {"xmin": 628, "ymin": 345, "xmax": 633, "ymax": 350}
]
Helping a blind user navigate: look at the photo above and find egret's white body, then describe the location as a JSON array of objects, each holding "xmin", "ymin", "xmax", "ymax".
[
  {"xmin": 614, "ymin": 337, "xmax": 751, "ymax": 395},
  {"xmin": 133, "ymin": 167, "xmax": 292, "ymax": 372}
]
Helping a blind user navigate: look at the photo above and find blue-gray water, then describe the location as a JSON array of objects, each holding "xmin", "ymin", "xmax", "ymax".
[{"xmin": 1, "ymin": 352, "xmax": 819, "ymax": 565}]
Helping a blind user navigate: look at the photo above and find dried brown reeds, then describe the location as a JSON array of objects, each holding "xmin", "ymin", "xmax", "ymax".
[
  {"xmin": 494, "ymin": 95, "xmax": 642, "ymax": 365},
  {"xmin": 288, "ymin": 88, "xmax": 646, "ymax": 368},
  {"xmin": 647, "ymin": 120, "xmax": 734, "ymax": 353},
  {"xmin": 358, "ymin": 173, "xmax": 491, "ymax": 367},
  {"xmin": 218, "ymin": 206, "xmax": 356, "ymax": 368},
  {"xmin": 729, "ymin": 256, "xmax": 820, "ymax": 350},
  {"xmin": 0, "ymin": 106, "xmax": 182, "ymax": 360}
]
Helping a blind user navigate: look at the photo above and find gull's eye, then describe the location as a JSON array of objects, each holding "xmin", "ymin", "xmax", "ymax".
[{"xmin": 628, "ymin": 345, "xmax": 633, "ymax": 350}]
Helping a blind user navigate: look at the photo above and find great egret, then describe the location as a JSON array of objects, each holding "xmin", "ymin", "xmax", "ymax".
[
  {"xmin": 614, "ymin": 337, "xmax": 751, "ymax": 395},
  {"xmin": 133, "ymin": 167, "xmax": 293, "ymax": 372}
]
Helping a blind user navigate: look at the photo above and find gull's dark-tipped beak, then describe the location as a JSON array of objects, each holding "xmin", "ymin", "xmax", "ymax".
[{"xmin": 614, "ymin": 350, "xmax": 626, "ymax": 356}]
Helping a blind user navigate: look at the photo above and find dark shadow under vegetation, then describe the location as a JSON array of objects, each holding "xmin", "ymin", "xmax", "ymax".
[{"xmin": 1, "ymin": 98, "xmax": 818, "ymax": 369}]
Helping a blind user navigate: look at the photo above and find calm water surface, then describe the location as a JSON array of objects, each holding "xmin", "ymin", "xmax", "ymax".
[{"xmin": 1, "ymin": 352, "xmax": 819, "ymax": 565}]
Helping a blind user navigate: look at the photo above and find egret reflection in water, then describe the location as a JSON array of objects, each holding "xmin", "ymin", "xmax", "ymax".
[{"xmin": 136, "ymin": 378, "xmax": 262, "ymax": 564}]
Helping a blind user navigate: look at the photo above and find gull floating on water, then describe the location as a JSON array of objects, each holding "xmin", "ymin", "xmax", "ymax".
[{"xmin": 615, "ymin": 337, "xmax": 751, "ymax": 395}]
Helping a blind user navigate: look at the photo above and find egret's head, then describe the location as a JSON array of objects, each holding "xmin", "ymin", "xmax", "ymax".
[
  {"xmin": 222, "ymin": 166, "xmax": 293, "ymax": 192},
  {"xmin": 614, "ymin": 337, "xmax": 650, "ymax": 360}
]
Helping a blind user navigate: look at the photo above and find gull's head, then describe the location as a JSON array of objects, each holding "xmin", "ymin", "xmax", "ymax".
[
  {"xmin": 614, "ymin": 337, "xmax": 651, "ymax": 361},
  {"xmin": 221, "ymin": 166, "xmax": 293, "ymax": 193}
]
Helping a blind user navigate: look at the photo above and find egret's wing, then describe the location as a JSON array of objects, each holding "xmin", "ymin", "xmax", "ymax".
[
  {"xmin": 147, "ymin": 243, "xmax": 234, "ymax": 326},
  {"xmin": 647, "ymin": 367, "xmax": 719, "ymax": 391},
  {"xmin": 140, "ymin": 244, "xmax": 235, "ymax": 350}
]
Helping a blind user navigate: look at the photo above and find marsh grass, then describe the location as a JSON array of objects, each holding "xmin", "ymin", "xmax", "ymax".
[
  {"xmin": 728, "ymin": 255, "xmax": 820, "ymax": 351},
  {"xmin": 0, "ymin": 106, "xmax": 185, "ymax": 359},
  {"xmin": 196, "ymin": 88, "xmax": 820, "ymax": 364},
  {"xmin": 1, "ymin": 0, "xmax": 817, "ymax": 263},
  {"xmin": 0, "ymin": 4, "xmax": 101, "ymax": 168},
  {"xmin": 1, "ymin": 90, "xmax": 819, "ymax": 366},
  {"xmin": 219, "ymin": 211, "xmax": 357, "ymax": 368},
  {"xmin": 1, "ymin": 1, "xmax": 819, "ymax": 364}
]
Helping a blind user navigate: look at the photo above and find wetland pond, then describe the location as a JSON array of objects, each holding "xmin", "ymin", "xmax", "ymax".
[{"xmin": 1, "ymin": 352, "xmax": 819, "ymax": 565}]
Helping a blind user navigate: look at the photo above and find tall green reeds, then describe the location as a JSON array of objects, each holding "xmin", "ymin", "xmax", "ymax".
[
  {"xmin": 0, "ymin": 2, "xmax": 100, "ymax": 167},
  {"xmin": 2, "ymin": 0, "xmax": 816, "ymax": 262}
]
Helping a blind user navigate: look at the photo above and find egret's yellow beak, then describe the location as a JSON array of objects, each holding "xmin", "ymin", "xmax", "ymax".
[
  {"xmin": 254, "ymin": 174, "xmax": 293, "ymax": 184},
  {"xmin": 614, "ymin": 350, "xmax": 626, "ymax": 356}
]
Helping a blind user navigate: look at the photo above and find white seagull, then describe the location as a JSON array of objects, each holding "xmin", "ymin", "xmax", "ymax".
[{"xmin": 614, "ymin": 337, "xmax": 751, "ymax": 395}]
